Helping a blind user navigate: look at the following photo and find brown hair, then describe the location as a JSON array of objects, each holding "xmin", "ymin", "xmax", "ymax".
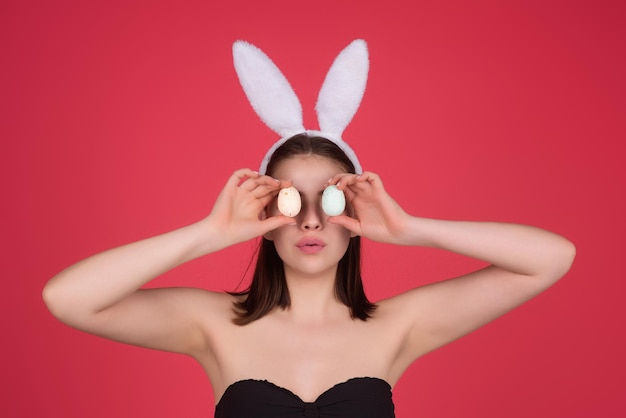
[{"xmin": 231, "ymin": 133, "xmax": 376, "ymax": 325}]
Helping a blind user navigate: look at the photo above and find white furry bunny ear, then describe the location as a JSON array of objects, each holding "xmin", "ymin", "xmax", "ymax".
[
  {"xmin": 316, "ymin": 39, "xmax": 369, "ymax": 140},
  {"xmin": 233, "ymin": 40, "xmax": 368, "ymax": 174},
  {"xmin": 232, "ymin": 41, "xmax": 305, "ymax": 138}
]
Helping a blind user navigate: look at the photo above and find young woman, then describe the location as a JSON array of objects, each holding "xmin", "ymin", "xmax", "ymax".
[{"xmin": 43, "ymin": 133, "xmax": 575, "ymax": 417}]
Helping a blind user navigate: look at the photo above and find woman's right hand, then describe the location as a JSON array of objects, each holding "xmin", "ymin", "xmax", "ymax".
[{"xmin": 206, "ymin": 168, "xmax": 295, "ymax": 247}]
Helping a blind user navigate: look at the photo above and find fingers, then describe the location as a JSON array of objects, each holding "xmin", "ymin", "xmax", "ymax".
[
  {"xmin": 255, "ymin": 189, "xmax": 279, "ymax": 209},
  {"xmin": 228, "ymin": 169, "xmax": 293, "ymax": 202},
  {"xmin": 226, "ymin": 167, "xmax": 283, "ymax": 188},
  {"xmin": 231, "ymin": 170, "xmax": 299, "ymax": 215},
  {"xmin": 238, "ymin": 173, "xmax": 279, "ymax": 191},
  {"xmin": 227, "ymin": 168, "xmax": 260, "ymax": 188},
  {"xmin": 326, "ymin": 214, "xmax": 361, "ymax": 236},
  {"xmin": 326, "ymin": 172, "xmax": 384, "ymax": 206},
  {"xmin": 355, "ymin": 171, "xmax": 382, "ymax": 186},
  {"xmin": 260, "ymin": 214, "xmax": 297, "ymax": 232},
  {"xmin": 237, "ymin": 170, "xmax": 292, "ymax": 191},
  {"xmin": 328, "ymin": 171, "xmax": 383, "ymax": 190}
]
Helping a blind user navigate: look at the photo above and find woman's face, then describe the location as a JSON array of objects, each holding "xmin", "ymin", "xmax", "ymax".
[{"xmin": 266, "ymin": 154, "xmax": 352, "ymax": 280}]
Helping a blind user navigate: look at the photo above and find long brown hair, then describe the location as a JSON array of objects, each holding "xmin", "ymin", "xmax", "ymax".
[{"xmin": 231, "ymin": 134, "xmax": 376, "ymax": 325}]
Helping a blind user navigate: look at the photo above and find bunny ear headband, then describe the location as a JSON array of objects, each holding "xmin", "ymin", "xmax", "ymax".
[{"xmin": 232, "ymin": 39, "xmax": 369, "ymax": 174}]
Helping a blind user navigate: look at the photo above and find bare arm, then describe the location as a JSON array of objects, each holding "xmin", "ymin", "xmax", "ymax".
[
  {"xmin": 392, "ymin": 217, "xmax": 574, "ymax": 355},
  {"xmin": 329, "ymin": 172, "xmax": 576, "ymax": 360},
  {"xmin": 43, "ymin": 169, "xmax": 293, "ymax": 355},
  {"xmin": 399, "ymin": 217, "xmax": 575, "ymax": 279}
]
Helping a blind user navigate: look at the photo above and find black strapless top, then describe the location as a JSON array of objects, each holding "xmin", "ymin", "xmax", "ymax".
[{"xmin": 215, "ymin": 377, "xmax": 395, "ymax": 418}]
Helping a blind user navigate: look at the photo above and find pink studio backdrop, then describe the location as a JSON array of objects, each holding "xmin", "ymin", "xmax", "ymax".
[{"xmin": 2, "ymin": 1, "xmax": 625, "ymax": 417}]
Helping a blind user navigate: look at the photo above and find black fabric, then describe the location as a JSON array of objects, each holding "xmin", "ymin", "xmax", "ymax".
[{"xmin": 215, "ymin": 377, "xmax": 395, "ymax": 418}]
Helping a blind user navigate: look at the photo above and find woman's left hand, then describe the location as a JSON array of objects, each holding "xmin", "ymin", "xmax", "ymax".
[{"xmin": 327, "ymin": 172, "xmax": 412, "ymax": 245}]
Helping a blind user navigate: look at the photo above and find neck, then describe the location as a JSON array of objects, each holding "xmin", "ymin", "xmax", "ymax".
[{"xmin": 282, "ymin": 268, "xmax": 346, "ymax": 323}]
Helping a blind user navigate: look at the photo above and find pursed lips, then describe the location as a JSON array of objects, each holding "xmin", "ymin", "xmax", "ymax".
[{"xmin": 296, "ymin": 237, "xmax": 326, "ymax": 253}]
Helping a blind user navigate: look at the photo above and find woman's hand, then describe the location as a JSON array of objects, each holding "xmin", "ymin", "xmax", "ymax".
[
  {"xmin": 326, "ymin": 172, "xmax": 412, "ymax": 245},
  {"xmin": 206, "ymin": 168, "xmax": 295, "ymax": 247}
]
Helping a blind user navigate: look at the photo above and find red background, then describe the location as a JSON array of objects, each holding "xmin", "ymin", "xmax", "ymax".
[{"xmin": 2, "ymin": 0, "xmax": 625, "ymax": 417}]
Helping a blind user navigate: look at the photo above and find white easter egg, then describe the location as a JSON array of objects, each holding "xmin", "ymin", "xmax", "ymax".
[
  {"xmin": 322, "ymin": 185, "xmax": 346, "ymax": 216},
  {"xmin": 277, "ymin": 186, "xmax": 301, "ymax": 217}
]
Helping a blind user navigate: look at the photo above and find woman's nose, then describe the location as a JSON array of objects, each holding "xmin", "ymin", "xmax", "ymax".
[{"xmin": 299, "ymin": 203, "xmax": 323, "ymax": 230}]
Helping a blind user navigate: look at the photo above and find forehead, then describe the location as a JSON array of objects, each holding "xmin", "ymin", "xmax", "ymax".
[{"xmin": 272, "ymin": 155, "xmax": 344, "ymax": 189}]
